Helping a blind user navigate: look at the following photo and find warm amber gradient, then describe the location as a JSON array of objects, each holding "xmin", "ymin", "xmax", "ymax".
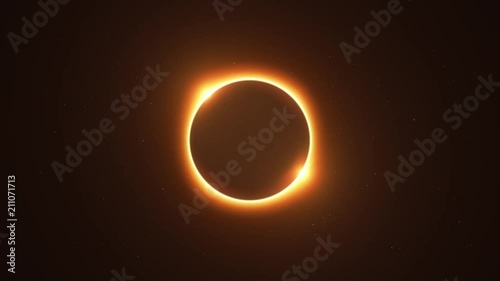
[{"xmin": 182, "ymin": 68, "xmax": 318, "ymax": 209}]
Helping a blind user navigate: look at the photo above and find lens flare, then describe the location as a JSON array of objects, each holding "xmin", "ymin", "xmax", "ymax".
[{"xmin": 182, "ymin": 68, "xmax": 317, "ymax": 209}]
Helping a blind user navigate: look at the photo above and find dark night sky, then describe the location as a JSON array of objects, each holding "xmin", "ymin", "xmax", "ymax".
[{"xmin": 4, "ymin": 1, "xmax": 499, "ymax": 281}]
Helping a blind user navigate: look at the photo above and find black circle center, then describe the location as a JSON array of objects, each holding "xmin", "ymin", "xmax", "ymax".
[{"xmin": 190, "ymin": 81, "xmax": 310, "ymax": 200}]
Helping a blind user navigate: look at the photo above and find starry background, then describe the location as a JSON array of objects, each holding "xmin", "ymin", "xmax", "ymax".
[{"xmin": 3, "ymin": 0, "xmax": 499, "ymax": 281}]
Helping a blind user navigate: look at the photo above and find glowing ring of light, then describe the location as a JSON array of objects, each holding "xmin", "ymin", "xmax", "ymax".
[{"xmin": 183, "ymin": 70, "xmax": 316, "ymax": 209}]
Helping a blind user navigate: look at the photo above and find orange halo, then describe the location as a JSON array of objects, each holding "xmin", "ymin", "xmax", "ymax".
[{"xmin": 182, "ymin": 69, "xmax": 317, "ymax": 209}]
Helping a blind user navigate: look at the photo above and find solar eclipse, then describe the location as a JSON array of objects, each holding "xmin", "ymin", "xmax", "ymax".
[{"xmin": 183, "ymin": 71, "xmax": 317, "ymax": 208}]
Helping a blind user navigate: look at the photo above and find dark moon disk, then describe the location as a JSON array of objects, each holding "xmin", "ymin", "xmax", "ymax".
[{"xmin": 190, "ymin": 81, "xmax": 310, "ymax": 200}]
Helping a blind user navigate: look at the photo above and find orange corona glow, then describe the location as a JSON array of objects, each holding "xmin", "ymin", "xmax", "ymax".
[{"xmin": 182, "ymin": 68, "xmax": 318, "ymax": 209}]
